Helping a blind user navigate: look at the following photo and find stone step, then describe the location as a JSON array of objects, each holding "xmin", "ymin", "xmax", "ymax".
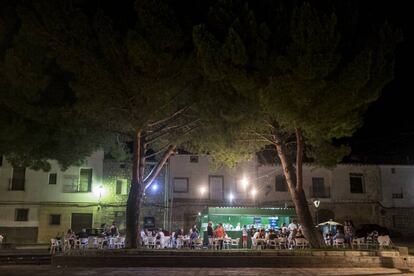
[
  {"xmin": 0, "ymin": 254, "xmax": 51, "ymax": 265},
  {"xmin": 52, "ymin": 254, "xmax": 414, "ymax": 269}
]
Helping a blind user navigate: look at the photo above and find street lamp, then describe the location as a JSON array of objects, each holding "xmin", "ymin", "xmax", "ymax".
[
  {"xmin": 241, "ymin": 177, "xmax": 248, "ymax": 190},
  {"xmin": 199, "ymin": 186, "xmax": 207, "ymax": 195},
  {"xmin": 251, "ymin": 188, "xmax": 257, "ymax": 197},
  {"xmin": 228, "ymin": 193, "xmax": 234, "ymax": 202},
  {"xmin": 313, "ymin": 199, "xmax": 321, "ymax": 225}
]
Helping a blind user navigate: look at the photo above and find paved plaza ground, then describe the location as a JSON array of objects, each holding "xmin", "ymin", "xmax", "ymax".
[{"xmin": 0, "ymin": 266, "xmax": 413, "ymax": 276}]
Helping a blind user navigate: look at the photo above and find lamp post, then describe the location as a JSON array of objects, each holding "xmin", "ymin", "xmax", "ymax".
[
  {"xmin": 313, "ymin": 199, "xmax": 320, "ymax": 225},
  {"xmin": 251, "ymin": 188, "xmax": 257, "ymax": 207}
]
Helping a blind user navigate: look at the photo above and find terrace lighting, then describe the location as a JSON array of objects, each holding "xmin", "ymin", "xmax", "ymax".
[
  {"xmin": 241, "ymin": 177, "xmax": 248, "ymax": 189},
  {"xmin": 200, "ymin": 186, "xmax": 207, "ymax": 194}
]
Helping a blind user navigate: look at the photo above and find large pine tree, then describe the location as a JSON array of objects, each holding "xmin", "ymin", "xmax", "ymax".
[{"xmin": 192, "ymin": 1, "xmax": 401, "ymax": 247}]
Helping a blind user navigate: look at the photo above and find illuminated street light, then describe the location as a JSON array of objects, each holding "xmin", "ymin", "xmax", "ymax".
[
  {"xmin": 228, "ymin": 193, "xmax": 234, "ymax": 201},
  {"xmin": 200, "ymin": 186, "xmax": 207, "ymax": 194},
  {"xmin": 94, "ymin": 185, "xmax": 105, "ymax": 198},
  {"xmin": 198, "ymin": 212, "xmax": 201, "ymax": 216},
  {"xmin": 241, "ymin": 177, "xmax": 248, "ymax": 189},
  {"xmin": 151, "ymin": 182, "xmax": 159, "ymax": 192},
  {"xmin": 251, "ymin": 188, "xmax": 257, "ymax": 197},
  {"xmin": 313, "ymin": 199, "xmax": 321, "ymax": 225}
]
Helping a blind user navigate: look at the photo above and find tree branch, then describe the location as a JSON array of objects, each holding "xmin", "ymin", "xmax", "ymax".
[
  {"xmin": 145, "ymin": 118, "xmax": 201, "ymax": 145},
  {"xmin": 254, "ymin": 131, "xmax": 276, "ymax": 145},
  {"xmin": 147, "ymin": 105, "xmax": 191, "ymax": 128},
  {"xmin": 145, "ymin": 143, "xmax": 173, "ymax": 159},
  {"xmin": 143, "ymin": 145, "xmax": 176, "ymax": 193},
  {"xmin": 295, "ymin": 128, "xmax": 304, "ymax": 191}
]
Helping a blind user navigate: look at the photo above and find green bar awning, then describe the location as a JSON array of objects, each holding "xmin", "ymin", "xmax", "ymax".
[{"xmin": 204, "ymin": 207, "xmax": 296, "ymax": 217}]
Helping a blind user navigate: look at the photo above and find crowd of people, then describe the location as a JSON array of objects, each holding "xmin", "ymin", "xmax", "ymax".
[
  {"xmin": 323, "ymin": 220, "xmax": 355, "ymax": 246},
  {"xmin": 57, "ymin": 221, "xmax": 121, "ymax": 250}
]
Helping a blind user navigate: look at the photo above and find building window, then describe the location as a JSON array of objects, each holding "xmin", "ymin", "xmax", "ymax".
[
  {"xmin": 392, "ymin": 188, "xmax": 403, "ymax": 199},
  {"xmin": 173, "ymin": 177, "xmax": 189, "ymax": 193},
  {"xmin": 50, "ymin": 214, "xmax": 61, "ymax": 225},
  {"xmin": 0, "ymin": 155, "xmax": 3, "ymax": 166},
  {"xmin": 15, "ymin": 209, "xmax": 29, "ymax": 221},
  {"xmin": 311, "ymin": 177, "xmax": 329, "ymax": 198},
  {"xmin": 190, "ymin": 156, "xmax": 199, "ymax": 163},
  {"xmin": 79, "ymin": 168, "xmax": 93, "ymax": 192},
  {"xmin": 349, "ymin": 173, "xmax": 365, "ymax": 193},
  {"xmin": 10, "ymin": 167, "xmax": 26, "ymax": 191},
  {"xmin": 392, "ymin": 193, "xmax": 403, "ymax": 199},
  {"xmin": 116, "ymin": 179, "xmax": 128, "ymax": 195},
  {"xmin": 48, "ymin": 173, "xmax": 57, "ymax": 185},
  {"xmin": 391, "ymin": 168, "xmax": 396, "ymax": 174},
  {"xmin": 275, "ymin": 175, "xmax": 288, "ymax": 192}
]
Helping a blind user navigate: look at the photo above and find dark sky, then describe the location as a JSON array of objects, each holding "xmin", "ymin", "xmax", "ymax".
[{"xmin": 348, "ymin": 1, "xmax": 412, "ymax": 161}]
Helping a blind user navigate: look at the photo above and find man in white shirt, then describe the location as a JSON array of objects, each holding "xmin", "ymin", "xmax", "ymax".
[{"xmin": 288, "ymin": 219, "xmax": 298, "ymax": 232}]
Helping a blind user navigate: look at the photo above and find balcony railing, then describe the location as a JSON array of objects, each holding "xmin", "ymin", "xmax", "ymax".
[
  {"xmin": 309, "ymin": 186, "xmax": 330, "ymax": 198},
  {"xmin": 63, "ymin": 183, "xmax": 91, "ymax": 193},
  {"xmin": 8, "ymin": 178, "xmax": 25, "ymax": 191}
]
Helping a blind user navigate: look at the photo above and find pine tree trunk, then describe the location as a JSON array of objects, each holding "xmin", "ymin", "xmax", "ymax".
[
  {"xmin": 126, "ymin": 179, "xmax": 141, "ymax": 248},
  {"xmin": 274, "ymin": 130, "xmax": 325, "ymax": 248},
  {"xmin": 290, "ymin": 187, "xmax": 325, "ymax": 247},
  {"xmin": 125, "ymin": 130, "xmax": 142, "ymax": 248}
]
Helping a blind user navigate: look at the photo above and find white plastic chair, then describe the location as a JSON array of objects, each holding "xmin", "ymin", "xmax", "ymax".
[
  {"xmin": 278, "ymin": 237, "xmax": 287, "ymax": 249},
  {"xmin": 50, "ymin": 239, "xmax": 58, "ymax": 254},
  {"xmin": 193, "ymin": 238, "xmax": 203, "ymax": 249},
  {"xmin": 80, "ymin": 238, "xmax": 88, "ymax": 250},
  {"xmin": 223, "ymin": 239, "xmax": 231, "ymax": 249},
  {"xmin": 114, "ymin": 237, "xmax": 125, "ymax": 248},
  {"xmin": 377, "ymin": 235, "xmax": 392, "ymax": 248},
  {"xmin": 333, "ymin": 238, "xmax": 346, "ymax": 248},
  {"xmin": 267, "ymin": 239, "xmax": 278, "ymax": 249},
  {"xmin": 147, "ymin": 237, "xmax": 156, "ymax": 249},
  {"xmin": 230, "ymin": 238, "xmax": 240, "ymax": 249},
  {"xmin": 88, "ymin": 237, "xmax": 97, "ymax": 249},
  {"xmin": 251, "ymin": 238, "xmax": 259, "ymax": 250},
  {"xmin": 352, "ymin": 237, "xmax": 366, "ymax": 249},
  {"xmin": 212, "ymin": 239, "xmax": 220, "ymax": 250},
  {"xmin": 294, "ymin": 238, "xmax": 309, "ymax": 249}
]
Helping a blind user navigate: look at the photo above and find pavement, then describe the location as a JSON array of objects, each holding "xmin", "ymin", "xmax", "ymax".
[{"xmin": 0, "ymin": 266, "xmax": 413, "ymax": 276}]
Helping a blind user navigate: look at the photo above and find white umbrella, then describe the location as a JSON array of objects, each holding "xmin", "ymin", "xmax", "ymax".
[
  {"xmin": 317, "ymin": 220, "xmax": 342, "ymax": 233},
  {"xmin": 317, "ymin": 220, "xmax": 342, "ymax": 227}
]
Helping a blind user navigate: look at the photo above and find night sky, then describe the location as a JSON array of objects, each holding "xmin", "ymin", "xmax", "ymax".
[{"xmin": 347, "ymin": 1, "xmax": 412, "ymax": 163}]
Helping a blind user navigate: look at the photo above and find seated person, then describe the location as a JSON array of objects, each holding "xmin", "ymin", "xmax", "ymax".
[
  {"xmin": 333, "ymin": 229, "xmax": 345, "ymax": 241},
  {"xmin": 295, "ymin": 229, "xmax": 305, "ymax": 239},
  {"xmin": 110, "ymin": 222, "xmax": 119, "ymax": 237},
  {"xmin": 325, "ymin": 232, "xmax": 333, "ymax": 245},
  {"xmin": 189, "ymin": 230, "xmax": 199, "ymax": 248},
  {"xmin": 78, "ymin": 228, "xmax": 88, "ymax": 239},
  {"xmin": 65, "ymin": 229, "xmax": 76, "ymax": 247},
  {"xmin": 253, "ymin": 229, "xmax": 266, "ymax": 247},
  {"xmin": 267, "ymin": 229, "xmax": 278, "ymax": 240}
]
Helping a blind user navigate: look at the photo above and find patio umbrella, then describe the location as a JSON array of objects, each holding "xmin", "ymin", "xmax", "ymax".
[
  {"xmin": 317, "ymin": 220, "xmax": 342, "ymax": 227},
  {"xmin": 317, "ymin": 220, "xmax": 342, "ymax": 233}
]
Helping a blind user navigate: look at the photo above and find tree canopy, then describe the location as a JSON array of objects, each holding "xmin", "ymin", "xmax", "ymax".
[{"xmin": 192, "ymin": 0, "xmax": 401, "ymax": 167}]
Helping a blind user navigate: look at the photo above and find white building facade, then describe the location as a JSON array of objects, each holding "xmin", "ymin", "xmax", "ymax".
[
  {"xmin": 168, "ymin": 155, "xmax": 414, "ymax": 236},
  {"xmin": 1, "ymin": 152, "xmax": 413, "ymax": 244}
]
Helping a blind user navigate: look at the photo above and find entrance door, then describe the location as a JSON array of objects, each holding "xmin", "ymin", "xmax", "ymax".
[
  {"xmin": 71, "ymin": 213, "xmax": 93, "ymax": 233},
  {"xmin": 209, "ymin": 176, "xmax": 224, "ymax": 200}
]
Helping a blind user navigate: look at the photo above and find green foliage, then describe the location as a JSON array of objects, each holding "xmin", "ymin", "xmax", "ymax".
[
  {"xmin": 193, "ymin": 0, "xmax": 401, "ymax": 167},
  {"xmin": 0, "ymin": 0, "xmax": 198, "ymax": 170}
]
